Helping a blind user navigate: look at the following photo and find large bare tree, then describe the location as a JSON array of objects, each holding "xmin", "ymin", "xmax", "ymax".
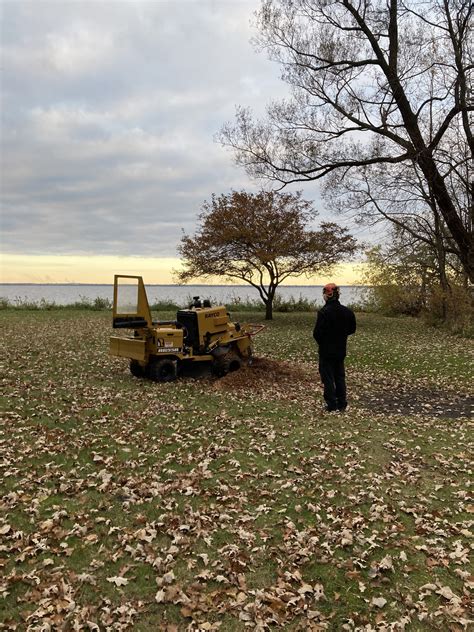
[
  {"xmin": 176, "ymin": 190, "xmax": 356, "ymax": 319},
  {"xmin": 324, "ymin": 139, "xmax": 470, "ymax": 292},
  {"xmin": 220, "ymin": 0, "xmax": 473, "ymax": 282}
]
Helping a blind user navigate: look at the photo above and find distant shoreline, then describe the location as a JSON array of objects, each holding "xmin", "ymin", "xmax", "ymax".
[
  {"xmin": 0, "ymin": 282, "xmax": 368, "ymax": 287},
  {"xmin": 1, "ymin": 283, "xmax": 368, "ymax": 307}
]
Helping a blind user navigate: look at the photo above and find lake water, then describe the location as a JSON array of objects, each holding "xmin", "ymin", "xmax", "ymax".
[{"xmin": 0, "ymin": 284, "xmax": 367, "ymax": 308}]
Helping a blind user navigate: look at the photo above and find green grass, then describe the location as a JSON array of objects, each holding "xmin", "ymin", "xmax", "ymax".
[{"xmin": 1, "ymin": 309, "xmax": 472, "ymax": 630}]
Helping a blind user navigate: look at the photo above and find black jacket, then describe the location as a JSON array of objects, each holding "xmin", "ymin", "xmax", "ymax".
[{"xmin": 313, "ymin": 298, "xmax": 356, "ymax": 359}]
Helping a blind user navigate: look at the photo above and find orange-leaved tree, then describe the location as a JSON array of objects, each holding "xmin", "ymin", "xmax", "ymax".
[{"xmin": 176, "ymin": 190, "xmax": 357, "ymax": 319}]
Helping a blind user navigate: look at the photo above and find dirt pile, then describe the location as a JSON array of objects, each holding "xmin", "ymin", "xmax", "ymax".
[{"xmin": 212, "ymin": 357, "xmax": 318, "ymax": 399}]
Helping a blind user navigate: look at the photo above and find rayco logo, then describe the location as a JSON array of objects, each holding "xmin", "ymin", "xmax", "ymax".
[{"xmin": 204, "ymin": 311, "xmax": 221, "ymax": 318}]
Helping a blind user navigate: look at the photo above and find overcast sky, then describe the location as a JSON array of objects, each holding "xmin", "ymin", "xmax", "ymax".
[{"xmin": 2, "ymin": 0, "xmax": 311, "ymax": 261}]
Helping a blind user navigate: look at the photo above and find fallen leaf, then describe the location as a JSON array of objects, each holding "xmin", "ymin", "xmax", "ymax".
[
  {"xmin": 436, "ymin": 585, "xmax": 459, "ymax": 602},
  {"xmin": 371, "ymin": 597, "xmax": 387, "ymax": 608},
  {"xmin": 107, "ymin": 576, "xmax": 129, "ymax": 587},
  {"xmin": 155, "ymin": 589, "xmax": 166, "ymax": 603}
]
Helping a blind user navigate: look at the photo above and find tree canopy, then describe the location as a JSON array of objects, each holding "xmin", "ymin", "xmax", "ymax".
[
  {"xmin": 220, "ymin": 0, "xmax": 473, "ymax": 282},
  {"xmin": 177, "ymin": 190, "xmax": 356, "ymax": 319}
]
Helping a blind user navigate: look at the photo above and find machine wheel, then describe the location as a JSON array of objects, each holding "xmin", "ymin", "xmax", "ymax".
[
  {"xmin": 213, "ymin": 351, "xmax": 242, "ymax": 377},
  {"xmin": 147, "ymin": 358, "xmax": 177, "ymax": 382},
  {"xmin": 130, "ymin": 360, "xmax": 145, "ymax": 378}
]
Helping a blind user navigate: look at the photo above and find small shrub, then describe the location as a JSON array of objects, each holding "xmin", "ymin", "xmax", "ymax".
[
  {"xmin": 362, "ymin": 284, "xmax": 424, "ymax": 316},
  {"xmin": 5, "ymin": 296, "xmax": 58, "ymax": 310},
  {"xmin": 0, "ymin": 295, "xmax": 113, "ymax": 311},
  {"xmin": 70, "ymin": 296, "xmax": 93, "ymax": 309},
  {"xmin": 345, "ymin": 301, "xmax": 369, "ymax": 312},
  {"xmin": 150, "ymin": 300, "xmax": 182, "ymax": 311},
  {"xmin": 225, "ymin": 298, "xmax": 262, "ymax": 312},
  {"xmin": 68, "ymin": 296, "xmax": 112, "ymax": 311},
  {"xmin": 424, "ymin": 285, "xmax": 474, "ymax": 337},
  {"xmin": 93, "ymin": 296, "xmax": 112, "ymax": 310},
  {"xmin": 273, "ymin": 294, "xmax": 318, "ymax": 313}
]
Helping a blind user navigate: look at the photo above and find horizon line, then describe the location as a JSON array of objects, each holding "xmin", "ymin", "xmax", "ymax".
[{"xmin": 0, "ymin": 281, "xmax": 368, "ymax": 287}]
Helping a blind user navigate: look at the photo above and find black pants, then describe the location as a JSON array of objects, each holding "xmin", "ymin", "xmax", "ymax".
[{"xmin": 319, "ymin": 356, "xmax": 347, "ymax": 411}]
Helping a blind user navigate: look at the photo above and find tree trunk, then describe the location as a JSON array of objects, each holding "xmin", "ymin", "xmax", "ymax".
[
  {"xmin": 433, "ymin": 202, "xmax": 450, "ymax": 321},
  {"xmin": 264, "ymin": 281, "xmax": 277, "ymax": 320},
  {"xmin": 417, "ymin": 153, "xmax": 474, "ymax": 284},
  {"xmin": 264, "ymin": 299, "xmax": 273, "ymax": 320}
]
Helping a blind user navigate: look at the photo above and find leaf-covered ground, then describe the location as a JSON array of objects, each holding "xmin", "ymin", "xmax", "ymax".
[{"xmin": 1, "ymin": 310, "xmax": 472, "ymax": 631}]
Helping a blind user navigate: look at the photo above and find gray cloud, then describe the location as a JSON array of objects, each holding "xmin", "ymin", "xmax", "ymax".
[{"xmin": 1, "ymin": 1, "xmax": 331, "ymax": 258}]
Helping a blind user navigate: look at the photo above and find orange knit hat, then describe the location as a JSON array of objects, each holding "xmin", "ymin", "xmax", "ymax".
[{"xmin": 323, "ymin": 283, "xmax": 339, "ymax": 297}]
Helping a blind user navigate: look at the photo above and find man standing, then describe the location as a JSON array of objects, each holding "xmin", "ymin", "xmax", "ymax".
[{"xmin": 313, "ymin": 283, "xmax": 356, "ymax": 412}]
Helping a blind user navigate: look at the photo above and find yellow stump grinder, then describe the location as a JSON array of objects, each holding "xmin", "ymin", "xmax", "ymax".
[{"xmin": 109, "ymin": 275, "xmax": 264, "ymax": 382}]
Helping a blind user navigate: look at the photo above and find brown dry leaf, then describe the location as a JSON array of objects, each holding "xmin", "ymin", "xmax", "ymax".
[
  {"xmin": 436, "ymin": 586, "xmax": 460, "ymax": 602},
  {"xmin": 107, "ymin": 576, "xmax": 129, "ymax": 587},
  {"xmin": 371, "ymin": 597, "xmax": 387, "ymax": 608},
  {"xmin": 162, "ymin": 570, "xmax": 175, "ymax": 584},
  {"xmin": 379, "ymin": 554, "xmax": 394, "ymax": 570},
  {"xmin": 155, "ymin": 588, "xmax": 166, "ymax": 603}
]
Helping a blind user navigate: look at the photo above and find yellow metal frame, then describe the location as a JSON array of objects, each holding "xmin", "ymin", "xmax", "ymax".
[
  {"xmin": 113, "ymin": 275, "xmax": 152, "ymax": 328},
  {"xmin": 110, "ymin": 337, "xmax": 146, "ymax": 361}
]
